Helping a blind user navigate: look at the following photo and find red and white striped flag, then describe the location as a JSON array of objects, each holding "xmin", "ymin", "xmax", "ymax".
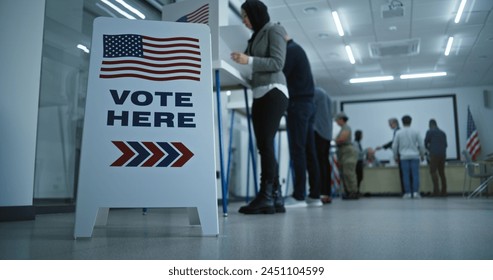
[
  {"xmin": 466, "ymin": 107, "xmax": 481, "ymax": 161},
  {"xmin": 330, "ymin": 152, "xmax": 342, "ymax": 195},
  {"xmin": 177, "ymin": 3, "xmax": 209, "ymax": 25}
]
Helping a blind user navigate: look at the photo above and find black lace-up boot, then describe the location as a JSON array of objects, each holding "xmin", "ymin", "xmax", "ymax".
[{"xmin": 238, "ymin": 182, "xmax": 275, "ymax": 214}]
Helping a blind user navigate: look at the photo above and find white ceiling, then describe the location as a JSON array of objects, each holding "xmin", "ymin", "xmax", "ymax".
[
  {"xmin": 88, "ymin": 0, "xmax": 493, "ymax": 97},
  {"xmin": 257, "ymin": 0, "xmax": 493, "ymax": 97}
]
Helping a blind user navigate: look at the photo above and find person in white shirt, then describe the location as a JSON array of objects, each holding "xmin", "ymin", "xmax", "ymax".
[{"xmin": 392, "ymin": 115, "xmax": 426, "ymax": 199}]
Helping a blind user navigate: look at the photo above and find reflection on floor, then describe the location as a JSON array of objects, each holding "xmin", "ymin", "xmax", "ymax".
[{"xmin": 1, "ymin": 197, "xmax": 492, "ymax": 260}]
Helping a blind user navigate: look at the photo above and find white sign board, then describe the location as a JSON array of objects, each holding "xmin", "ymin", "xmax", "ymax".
[{"xmin": 74, "ymin": 17, "xmax": 218, "ymax": 238}]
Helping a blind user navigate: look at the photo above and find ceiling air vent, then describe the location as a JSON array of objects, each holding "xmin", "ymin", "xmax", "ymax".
[
  {"xmin": 369, "ymin": 38, "xmax": 420, "ymax": 58},
  {"xmin": 381, "ymin": 2, "xmax": 404, "ymax": 19}
]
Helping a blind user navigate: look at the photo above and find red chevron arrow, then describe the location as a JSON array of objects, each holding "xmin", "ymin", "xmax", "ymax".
[
  {"xmin": 111, "ymin": 141, "xmax": 135, "ymax": 166},
  {"xmin": 171, "ymin": 142, "xmax": 194, "ymax": 167},
  {"xmin": 141, "ymin": 141, "xmax": 165, "ymax": 167}
]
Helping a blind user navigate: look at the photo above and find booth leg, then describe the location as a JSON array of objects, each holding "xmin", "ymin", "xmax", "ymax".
[
  {"xmin": 215, "ymin": 70, "xmax": 228, "ymax": 215},
  {"xmin": 243, "ymin": 87, "xmax": 259, "ymax": 196}
]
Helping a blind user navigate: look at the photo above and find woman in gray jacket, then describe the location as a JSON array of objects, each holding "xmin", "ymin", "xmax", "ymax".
[{"xmin": 231, "ymin": 0, "xmax": 289, "ymax": 214}]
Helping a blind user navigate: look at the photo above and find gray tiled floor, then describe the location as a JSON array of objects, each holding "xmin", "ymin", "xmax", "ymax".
[{"xmin": 1, "ymin": 197, "xmax": 492, "ymax": 260}]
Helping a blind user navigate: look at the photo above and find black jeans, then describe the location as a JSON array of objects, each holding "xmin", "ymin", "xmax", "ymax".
[
  {"xmin": 286, "ymin": 98, "xmax": 320, "ymax": 200},
  {"xmin": 251, "ymin": 88, "xmax": 288, "ymax": 185},
  {"xmin": 356, "ymin": 160, "xmax": 364, "ymax": 189},
  {"xmin": 315, "ymin": 132, "xmax": 331, "ymax": 197}
]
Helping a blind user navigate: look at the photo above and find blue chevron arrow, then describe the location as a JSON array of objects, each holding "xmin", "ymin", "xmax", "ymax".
[
  {"xmin": 157, "ymin": 142, "xmax": 179, "ymax": 167},
  {"xmin": 127, "ymin": 141, "xmax": 150, "ymax": 166}
]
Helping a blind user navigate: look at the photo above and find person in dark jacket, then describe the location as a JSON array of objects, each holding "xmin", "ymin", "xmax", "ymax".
[
  {"xmin": 425, "ymin": 119, "xmax": 448, "ymax": 196},
  {"xmin": 313, "ymin": 87, "xmax": 333, "ymax": 204},
  {"xmin": 282, "ymin": 33, "xmax": 321, "ymax": 208}
]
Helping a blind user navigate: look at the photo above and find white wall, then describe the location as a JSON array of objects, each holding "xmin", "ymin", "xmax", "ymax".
[
  {"xmin": 0, "ymin": 0, "xmax": 45, "ymax": 206},
  {"xmin": 332, "ymin": 86, "xmax": 493, "ymax": 161}
]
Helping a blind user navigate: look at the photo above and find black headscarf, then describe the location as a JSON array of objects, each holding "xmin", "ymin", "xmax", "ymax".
[{"xmin": 241, "ymin": 0, "xmax": 270, "ymax": 34}]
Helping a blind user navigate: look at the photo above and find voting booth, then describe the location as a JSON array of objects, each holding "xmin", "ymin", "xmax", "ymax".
[
  {"xmin": 161, "ymin": 0, "xmax": 251, "ymax": 84},
  {"xmin": 74, "ymin": 17, "xmax": 218, "ymax": 238},
  {"xmin": 162, "ymin": 0, "xmax": 255, "ymax": 215}
]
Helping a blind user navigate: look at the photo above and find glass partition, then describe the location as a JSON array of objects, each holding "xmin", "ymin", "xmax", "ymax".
[{"xmin": 34, "ymin": 0, "xmax": 161, "ymax": 208}]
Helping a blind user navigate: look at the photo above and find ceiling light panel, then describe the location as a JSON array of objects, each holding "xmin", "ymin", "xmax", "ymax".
[
  {"xmin": 444, "ymin": 37, "xmax": 454, "ymax": 56},
  {"xmin": 345, "ymin": 45, "xmax": 356, "ymax": 64},
  {"xmin": 349, "ymin": 76, "xmax": 394, "ymax": 83},
  {"xmin": 332, "ymin": 11, "xmax": 345, "ymax": 36},
  {"xmin": 400, "ymin": 72, "xmax": 447, "ymax": 79},
  {"xmin": 101, "ymin": 0, "xmax": 135, "ymax": 19},
  {"xmin": 115, "ymin": 0, "xmax": 145, "ymax": 19},
  {"xmin": 454, "ymin": 0, "xmax": 468, "ymax": 23}
]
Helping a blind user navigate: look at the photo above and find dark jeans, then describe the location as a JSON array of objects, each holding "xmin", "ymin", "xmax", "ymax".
[
  {"xmin": 315, "ymin": 132, "xmax": 331, "ymax": 197},
  {"xmin": 429, "ymin": 155, "xmax": 447, "ymax": 194},
  {"xmin": 251, "ymin": 88, "xmax": 288, "ymax": 185},
  {"xmin": 286, "ymin": 99, "xmax": 320, "ymax": 200}
]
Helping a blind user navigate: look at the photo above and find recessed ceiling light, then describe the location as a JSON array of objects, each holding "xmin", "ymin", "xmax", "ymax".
[
  {"xmin": 318, "ymin": 33, "xmax": 329, "ymax": 39},
  {"xmin": 389, "ymin": 26, "xmax": 397, "ymax": 31},
  {"xmin": 304, "ymin": 7, "xmax": 318, "ymax": 14}
]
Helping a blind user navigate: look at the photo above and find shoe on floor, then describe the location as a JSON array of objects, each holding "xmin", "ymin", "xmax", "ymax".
[
  {"xmin": 320, "ymin": 195, "xmax": 332, "ymax": 204},
  {"xmin": 306, "ymin": 197, "xmax": 323, "ymax": 207},
  {"xmin": 402, "ymin": 193, "xmax": 412, "ymax": 199},
  {"xmin": 284, "ymin": 197, "xmax": 307, "ymax": 208},
  {"xmin": 342, "ymin": 192, "xmax": 360, "ymax": 200},
  {"xmin": 413, "ymin": 192, "xmax": 421, "ymax": 199}
]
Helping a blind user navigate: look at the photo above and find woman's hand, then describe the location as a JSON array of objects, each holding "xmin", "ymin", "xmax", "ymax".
[{"xmin": 231, "ymin": 52, "xmax": 249, "ymax": 64}]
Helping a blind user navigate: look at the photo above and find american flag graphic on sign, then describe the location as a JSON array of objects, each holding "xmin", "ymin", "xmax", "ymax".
[
  {"xmin": 177, "ymin": 3, "xmax": 209, "ymax": 24},
  {"xmin": 466, "ymin": 107, "xmax": 481, "ymax": 160},
  {"xmin": 100, "ymin": 34, "xmax": 201, "ymax": 81}
]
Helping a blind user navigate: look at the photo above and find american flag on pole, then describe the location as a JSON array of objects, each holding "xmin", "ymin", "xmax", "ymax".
[
  {"xmin": 466, "ymin": 107, "xmax": 481, "ymax": 160},
  {"xmin": 177, "ymin": 4, "xmax": 209, "ymax": 24},
  {"xmin": 100, "ymin": 34, "xmax": 201, "ymax": 81},
  {"xmin": 330, "ymin": 152, "xmax": 342, "ymax": 196}
]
